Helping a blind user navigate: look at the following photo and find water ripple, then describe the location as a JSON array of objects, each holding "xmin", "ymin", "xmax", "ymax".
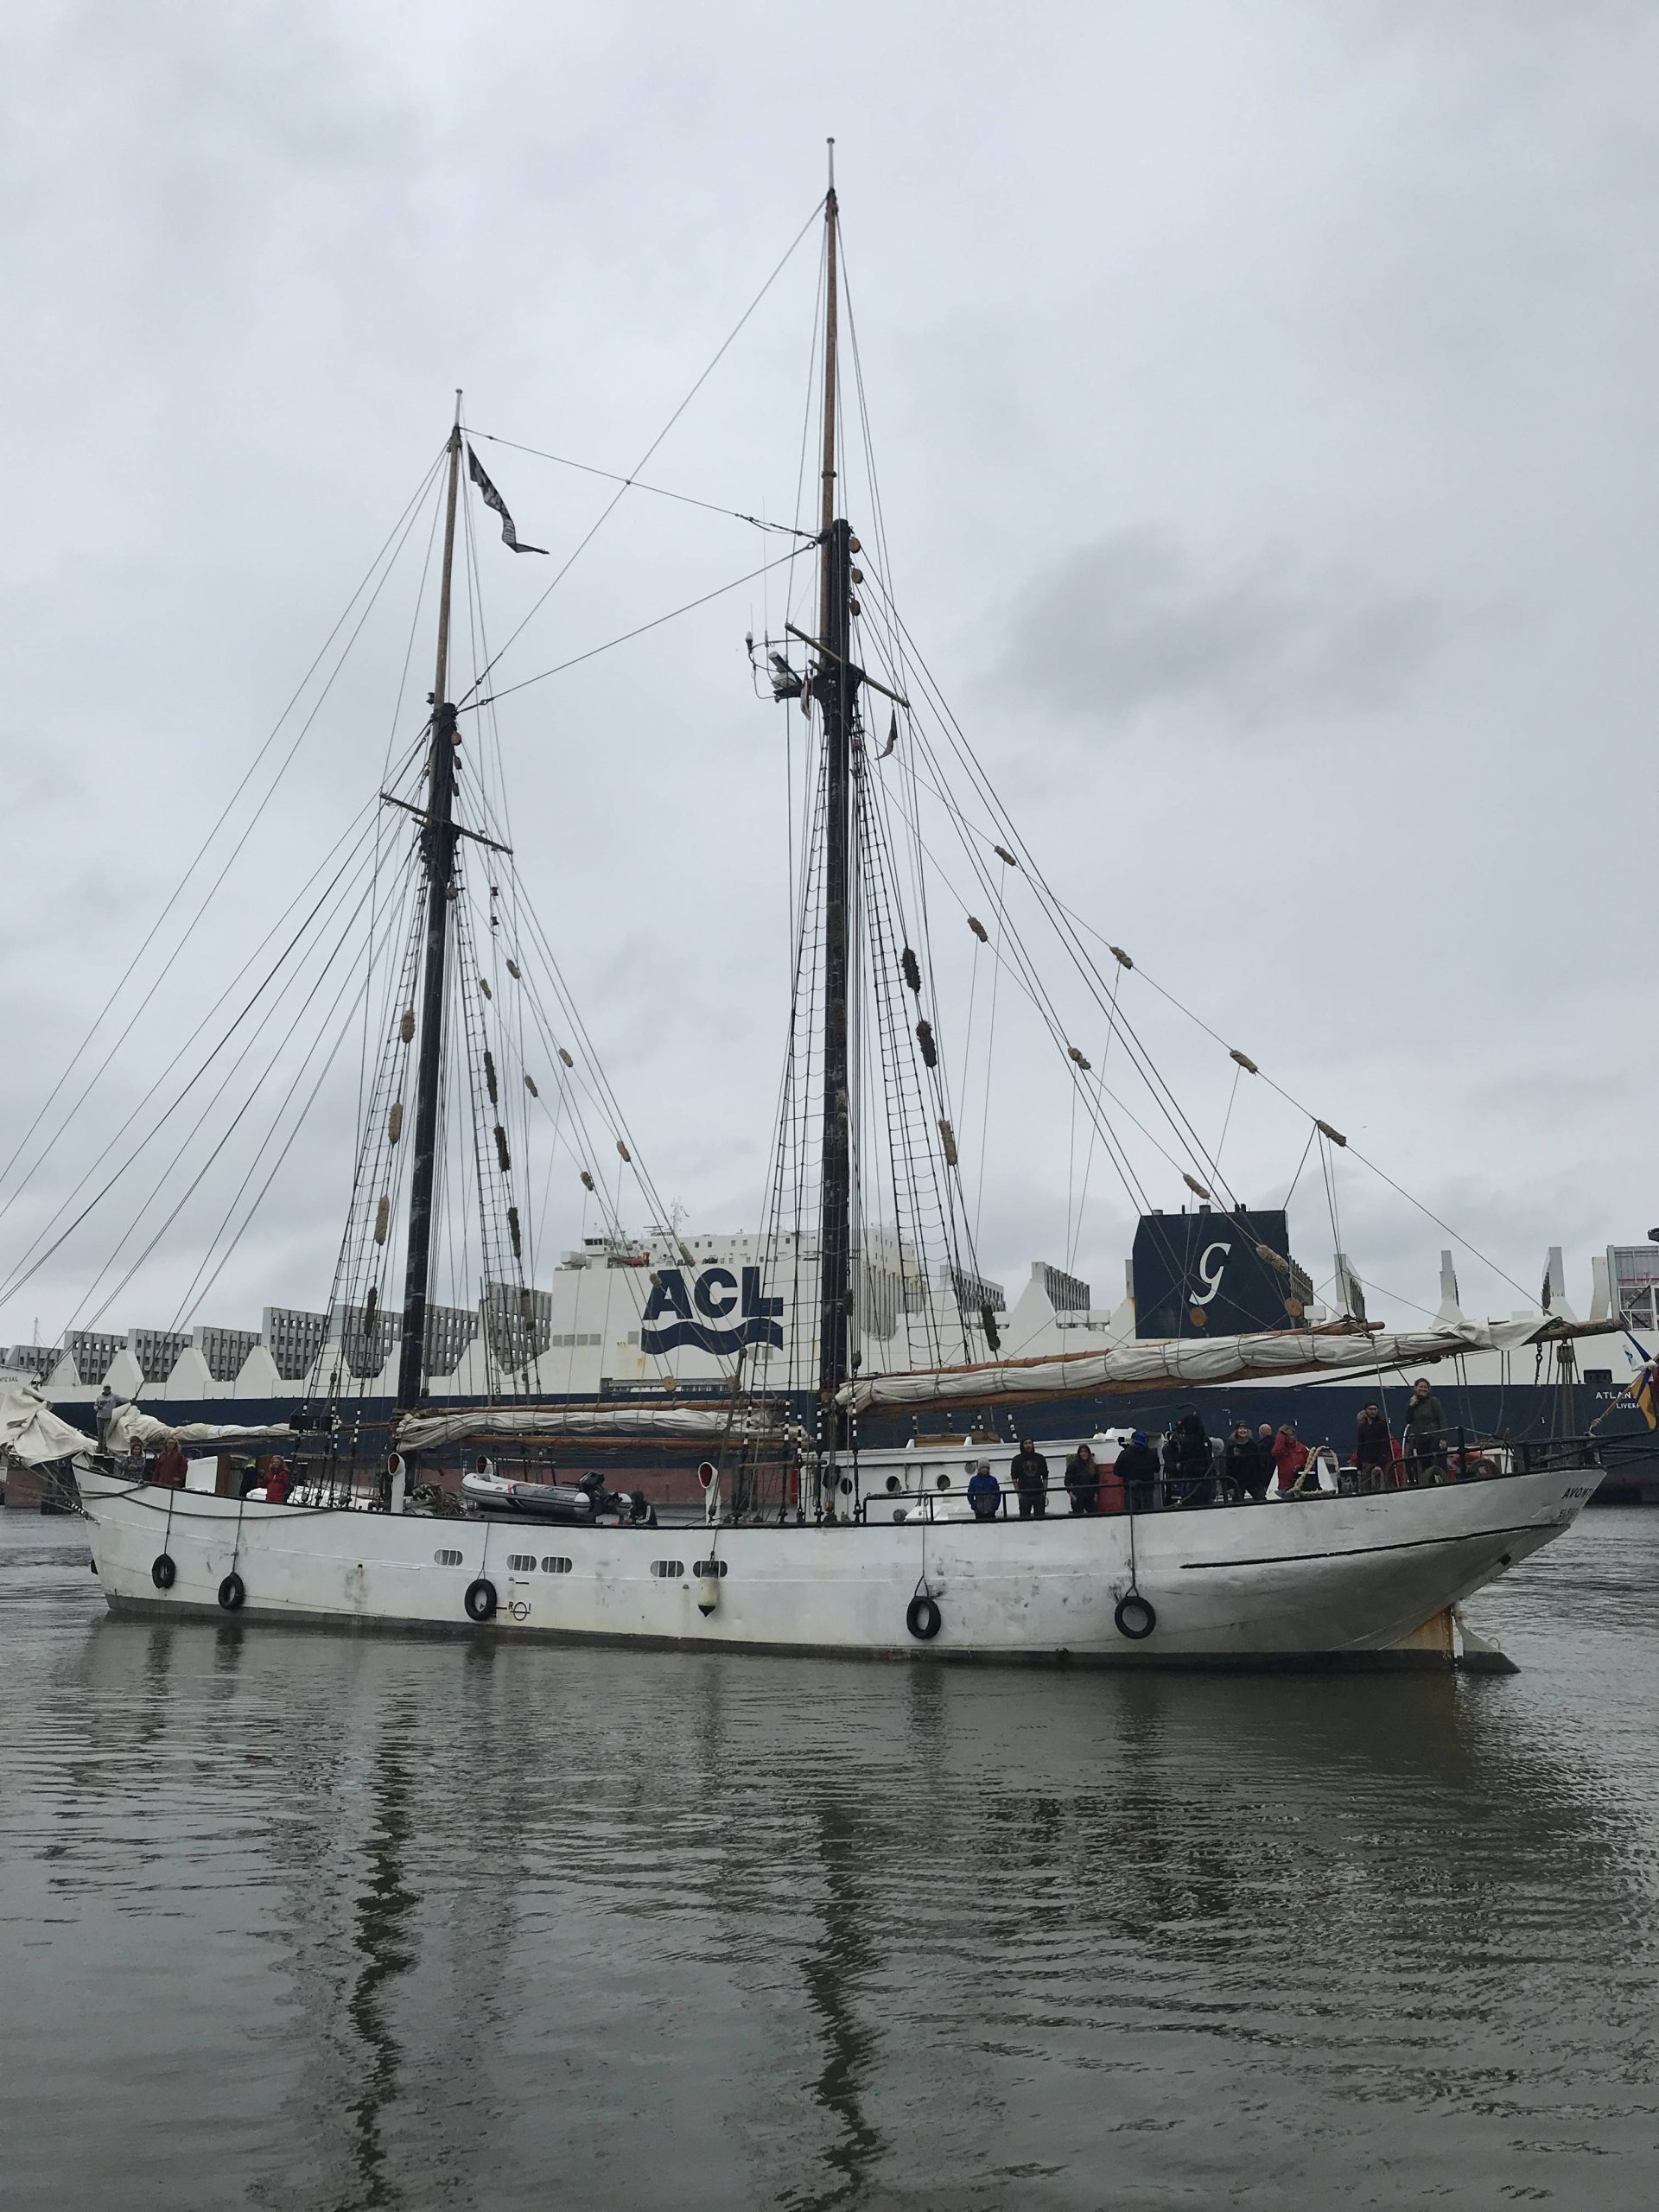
[{"xmin": 3, "ymin": 1509, "xmax": 1658, "ymax": 2207}]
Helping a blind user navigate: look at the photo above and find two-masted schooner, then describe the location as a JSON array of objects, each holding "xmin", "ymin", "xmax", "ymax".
[{"xmin": 29, "ymin": 166, "xmax": 1605, "ymax": 1664}]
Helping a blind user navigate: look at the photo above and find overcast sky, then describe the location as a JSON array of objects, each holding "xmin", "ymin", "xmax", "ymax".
[{"xmin": 3, "ymin": 0, "xmax": 1656, "ymax": 1351}]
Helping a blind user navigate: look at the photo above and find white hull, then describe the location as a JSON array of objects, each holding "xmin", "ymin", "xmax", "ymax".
[{"xmin": 75, "ymin": 1461, "xmax": 1597, "ymax": 1666}]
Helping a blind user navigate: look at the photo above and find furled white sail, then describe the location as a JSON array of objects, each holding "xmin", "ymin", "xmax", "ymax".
[
  {"xmin": 393, "ymin": 1402, "xmax": 801, "ymax": 1451},
  {"xmin": 0, "ymin": 1382, "xmax": 90, "ymax": 1466},
  {"xmin": 105, "ymin": 1404, "xmax": 296, "ymax": 1452},
  {"xmin": 835, "ymin": 1318, "xmax": 1556, "ymax": 1414}
]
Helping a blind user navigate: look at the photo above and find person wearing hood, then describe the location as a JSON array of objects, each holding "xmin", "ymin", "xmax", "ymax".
[
  {"xmin": 1010, "ymin": 1438, "xmax": 1049, "ymax": 1518},
  {"xmin": 1162, "ymin": 1409, "xmax": 1214, "ymax": 1507},
  {"xmin": 1113, "ymin": 1430, "xmax": 1159, "ymax": 1513},
  {"xmin": 966, "ymin": 1462, "xmax": 1001, "ymax": 1521}
]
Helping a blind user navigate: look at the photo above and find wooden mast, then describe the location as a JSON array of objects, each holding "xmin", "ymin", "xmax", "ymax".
[
  {"xmin": 815, "ymin": 144, "xmax": 860, "ymax": 1488},
  {"xmin": 395, "ymin": 404, "xmax": 464, "ymax": 1412}
]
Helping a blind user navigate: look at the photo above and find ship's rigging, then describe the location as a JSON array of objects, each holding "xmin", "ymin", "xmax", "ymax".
[{"xmin": 0, "ymin": 151, "xmax": 1568, "ymax": 1490}]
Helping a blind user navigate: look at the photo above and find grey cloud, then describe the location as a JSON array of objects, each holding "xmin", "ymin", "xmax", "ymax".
[
  {"xmin": 995, "ymin": 531, "xmax": 1446, "ymax": 730},
  {"xmin": 3, "ymin": 0, "xmax": 1656, "ymax": 1339}
]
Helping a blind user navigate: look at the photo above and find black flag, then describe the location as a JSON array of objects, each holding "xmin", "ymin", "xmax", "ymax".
[{"xmin": 467, "ymin": 444, "xmax": 547, "ymax": 555}]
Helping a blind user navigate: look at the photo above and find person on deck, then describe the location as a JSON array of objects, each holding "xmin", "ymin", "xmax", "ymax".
[
  {"xmin": 1163, "ymin": 1410, "xmax": 1214, "ymax": 1507},
  {"xmin": 1225, "ymin": 1422, "xmax": 1271, "ymax": 1502},
  {"xmin": 1010, "ymin": 1439, "xmax": 1049, "ymax": 1519},
  {"xmin": 1113, "ymin": 1431, "xmax": 1160, "ymax": 1513},
  {"xmin": 153, "ymin": 1439, "xmax": 188, "ymax": 1490},
  {"xmin": 1402, "ymin": 1379, "xmax": 1446, "ymax": 1481},
  {"xmin": 1354, "ymin": 1403, "xmax": 1394, "ymax": 1490},
  {"xmin": 1063, "ymin": 1443, "xmax": 1099, "ymax": 1515},
  {"xmin": 263, "ymin": 1456, "xmax": 290, "ymax": 1503},
  {"xmin": 966, "ymin": 1463, "xmax": 1001, "ymax": 1521},
  {"xmin": 93, "ymin": 1384, "xmax": 116, "ymax": 1450},
  {"xmin": 1272, "ymin": 1425, "xmax": 1311, "ymax": 1497}
]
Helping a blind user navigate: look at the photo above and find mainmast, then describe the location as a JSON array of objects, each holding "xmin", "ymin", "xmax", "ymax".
[
  {"xmin": 396, "ymin": 407, "xmax": 464, "ymax": 1411},
  {"xmin": 814, "ymin": 146, "xmax": 860, "ymax": 1475}
]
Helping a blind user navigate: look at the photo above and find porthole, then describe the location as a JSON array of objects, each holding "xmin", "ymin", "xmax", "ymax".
[
  {"xmin": 936, "ymin": 1472, "xmax": 952, "ymax": 1491},
  {"xmin": 541, "ymin": 1555, "xmax": 574, "ymax": 1575},
  {"xmin": 507, "ymin": 1554, "xmax": 537, "ymax": 1573},
  {"xmin": 692, "ymin": 1558, "xmax": 728, "ymax": 1579},
  {"xmin": 885, "ymin": 1475, "xmax": 901, "ymax": 1494},
  {"xmin": 435, "ymin": 1548, "xmax": 464, "ymax": 1567},
  {"xmin": 651, "ymin": 1559, "xmax": 687, "ymax": 1579}
]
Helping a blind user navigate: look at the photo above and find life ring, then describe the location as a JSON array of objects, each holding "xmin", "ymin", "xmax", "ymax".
[
  {"xmin": 906, "ymin": 1594, "xmax": 943, "ymax": 1641},
  {"xmin": 217, "ymin": 1572, "xmax": 246, "ymax": 1612},
  {"xmin": 464, "ymin": 1577, "xmax": 498, "ymax": 1624},
  {"xmin": 1114, "ymin": 1591, "xmax": 1156, "ymax": 1641},
  {"xmin": 150, "ymin": 1554, "xmax": 176, "ymax": 1590}
]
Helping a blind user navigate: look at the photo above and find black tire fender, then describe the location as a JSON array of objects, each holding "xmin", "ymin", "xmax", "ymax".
[
  {"xmin": 465, "ymin": 1577, "xmax": 498, "ymax": 1624},
  {"xmin": 150, "ymin": 1554, "xmax": 175, "ymax": 1590},
  {"xmin": 1114, "ymin": 1591, "xmax": 1156, "ymax": 1641},
  {"xmin": 906, "ymin": 1594, "xmax": 943, "ymax": 1642},
  {"xmin": 217, "ymin": 1572, "xmax": 245, "ymax": 1612}
]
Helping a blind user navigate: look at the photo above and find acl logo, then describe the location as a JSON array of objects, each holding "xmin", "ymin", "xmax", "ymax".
[{"xmin": 641, "ymin": 1266, "xmax": 785, "ymax": 1356}]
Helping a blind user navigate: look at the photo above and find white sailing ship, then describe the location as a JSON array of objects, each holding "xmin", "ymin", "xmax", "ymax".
[{"xmin": 17, "ymin": 163, "xmax": 1613, "ymax": 1663}]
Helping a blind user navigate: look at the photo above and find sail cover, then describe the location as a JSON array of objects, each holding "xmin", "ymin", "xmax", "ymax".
[
  {"xmin": 834, "ymin": 1318, "xmax": 1554, "ymax": 1414},
  {"xmin": 105, "ymin": 1405, "xmax": 296, "ymax": 1452},
  {"xmin": 394, "ymin": 1403, "xmax": 803, "ymax": 1451},
  {"xmin": 0, "ymin": 1382, "xmax": 91, "ymax": 1466}
]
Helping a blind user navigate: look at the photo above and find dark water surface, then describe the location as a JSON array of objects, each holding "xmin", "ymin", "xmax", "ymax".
[{"xmin": 3, "ymin": 1510, "xmax": 1656, "ymax": 2211}]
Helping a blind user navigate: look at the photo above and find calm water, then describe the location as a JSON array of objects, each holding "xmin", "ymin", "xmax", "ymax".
[{"xmin": 3, "ymin": 1510, "xmax": 1656, "ymax": 2211}]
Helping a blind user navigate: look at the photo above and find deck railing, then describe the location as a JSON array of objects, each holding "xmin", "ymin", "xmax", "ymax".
[{"xmin": 856, "ymin": 1431, "xmax": 1609, "ymax": 1524}]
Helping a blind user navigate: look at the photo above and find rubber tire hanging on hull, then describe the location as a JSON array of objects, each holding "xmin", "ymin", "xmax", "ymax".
[
  {"xmin": 464, "ymin": 1578, "xmax": 498, "ymax": 1624},
  {"xmin": 906, "ymin": 1594, "xmax": 943, "ymax": 1642},
  {"xmin": 1114, "ymin": 1592, "xmax": 1155, "ymax": 1641},
  {"xmin": 150, "ymin": 1555, "xmax": 175, "ymax": 1590},
  {"xmin": 217, "ymin": 1572, "xmax": 246, "ymax": 1612}
]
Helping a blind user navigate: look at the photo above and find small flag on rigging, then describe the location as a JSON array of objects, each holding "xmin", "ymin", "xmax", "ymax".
[{"xmin": 467, "ymin": 444, "xmax": 547, "ymax": 555}]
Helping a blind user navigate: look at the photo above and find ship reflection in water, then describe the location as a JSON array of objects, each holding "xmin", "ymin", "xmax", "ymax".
[{"xmin": 3, "ymin": 1514, "xmax": 1658, "ymax": 2210}]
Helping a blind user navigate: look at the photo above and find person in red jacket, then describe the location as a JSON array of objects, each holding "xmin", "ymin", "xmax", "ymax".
[
  {"xmin": 262, "ymin": 1456, "xmax": 290, "ymax": 1503},
  {"xmin": 153, "ymin": 1440, "xmax": 188, "ymax": 1489},
  {"xmin": 1272, "ymin": 1426, "xmax": 1311, "ymax": 1496}
]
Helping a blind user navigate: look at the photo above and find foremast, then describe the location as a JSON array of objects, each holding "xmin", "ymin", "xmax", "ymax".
[
  {"xmin": 396, "ymin": 411, "xmax": 464, "ymax": 1411},
  {"xmin": 814, "ymin": 151, "xmax": 861, "ymax": 1481}
]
